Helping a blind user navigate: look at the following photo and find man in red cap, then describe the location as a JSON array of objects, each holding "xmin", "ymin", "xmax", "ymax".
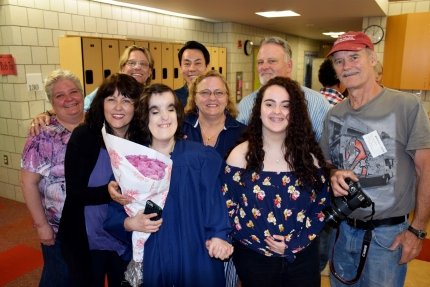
[{"xmin": 320, "ymin": 31, "xmax": 430, "ymax": 287}]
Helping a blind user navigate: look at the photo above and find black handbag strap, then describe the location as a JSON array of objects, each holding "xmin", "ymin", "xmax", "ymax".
[{"xmin": 330, "ymin": 226, "xmax": 372, "ymax": 285}]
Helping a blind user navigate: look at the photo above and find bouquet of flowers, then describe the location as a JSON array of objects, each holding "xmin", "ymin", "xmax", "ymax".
[{"xmin": 102, "ymin": 126, "xmax": 172, "ymax": 286}]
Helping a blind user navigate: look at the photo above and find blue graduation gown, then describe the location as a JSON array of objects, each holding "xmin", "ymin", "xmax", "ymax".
[{"xmin": 105, "ymin": 140, "xmax": 231, "ymax": 287}]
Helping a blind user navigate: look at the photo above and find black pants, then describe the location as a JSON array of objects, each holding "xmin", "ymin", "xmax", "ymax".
[
  {"xmin": 233, "ymin": 240, "xmax": 320, "ymax": 287},
  {"xmin": 90, "ymin": 250, "xmax": 129, "ymax": 287}
]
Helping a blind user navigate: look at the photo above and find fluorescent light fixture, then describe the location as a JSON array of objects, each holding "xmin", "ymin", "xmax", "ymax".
[
  {"xmin": 255, "ymin": 10, "xmax": 300, "ymax": 18},
  {"xmin": 323, "ymin": 32, "xmax": 345, "ymax": 38},
  {"xmin": 92, "ymin": 0, "xmax": 211, "ymax": 21}
]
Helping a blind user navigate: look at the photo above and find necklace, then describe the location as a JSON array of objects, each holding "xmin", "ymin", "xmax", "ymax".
[{"xmin": 201, "ymin": 129, "xmax": 220, "ymax": 146}]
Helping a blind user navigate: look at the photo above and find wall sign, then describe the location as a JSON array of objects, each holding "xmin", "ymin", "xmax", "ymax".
[
  {"xmin": 0, "ymin": 54, "xmax": 17, "ymax": 75},
  {"xmin": 26, "ymin": 73, "xmax": 43, "ymax": 92}
]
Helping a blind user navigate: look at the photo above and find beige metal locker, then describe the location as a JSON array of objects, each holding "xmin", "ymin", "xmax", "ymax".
[
  {"xmin": 119, "ymin": 40, "xmax": 135, "ymax": 53},
  {"xmin": 102, "ymin": 39, "xmax": 119, "ymax": 78},
  {"xmin": 150, "ymin": 42, "xmax": 162, "ymax": 84},
  {"xmin": 218, "ymin": 47, "xmax": 227, "ymax": 76},
  {"xmin": 134, "ymin": 41, "xmax": 149, "ymax": 49},
  {"xmin": 59, "ymin": 37, "xmax": 84, "ymax": 90},
  {"xmin": 82, "ymin": 38, "xmax": 103, "ymax": 95},
  {"xmin": 208, "ymin": 46, "xmax": 219, "ymax": 72},
  {"xmin": 173, "ymin": 44, "xmax": 184, "ymax": 89},
  {"xmin": 161, "ymin": 43, "xmax": 174, "ymax": 87}
]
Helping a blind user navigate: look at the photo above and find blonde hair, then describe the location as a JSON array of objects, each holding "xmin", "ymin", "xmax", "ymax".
[
  {"xmin": 184, "ymin": 70, "xmax": 238, "ymax": 118},
  {"xmin": 44, "ymin": 69, "xmax": 83, "ymax": 103},
  {"xmin": 118, "ymin": 45, "xmax": 154, "ymax": 86}
]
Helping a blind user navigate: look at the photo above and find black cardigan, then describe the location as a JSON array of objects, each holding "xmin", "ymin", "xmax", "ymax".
[{"xmin": 57, "ymin": 124, "xmax": 112, "ymax": 286}]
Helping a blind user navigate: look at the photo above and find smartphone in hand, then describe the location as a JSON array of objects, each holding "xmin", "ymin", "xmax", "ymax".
[{"xmin": 143, "ymin": 200, "xmax": 163, "ymax": 221}]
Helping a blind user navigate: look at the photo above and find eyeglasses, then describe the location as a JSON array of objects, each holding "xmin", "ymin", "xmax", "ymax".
[
  {"xmin": 126, "ymin": 60, "xmax": 150, "ymax": 68},
  {"xmin": 196, "ymin": 89, "xmax": 227, "ymax": 98}
]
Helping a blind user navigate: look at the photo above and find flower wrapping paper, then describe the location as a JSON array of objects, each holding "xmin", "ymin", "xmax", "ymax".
[{"xmin": 102, "ymin": 126, "xmax": 172, "ymax": 262}]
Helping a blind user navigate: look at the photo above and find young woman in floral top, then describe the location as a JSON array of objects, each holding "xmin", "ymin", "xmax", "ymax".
[{"xmin": 222, "ymin": 76, "xmax": 330, "ymax": 287}]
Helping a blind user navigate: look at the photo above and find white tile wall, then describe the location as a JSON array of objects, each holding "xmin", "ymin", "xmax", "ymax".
[
  {"xmin": 34, "ymin": 0, "xmax": 49, "ymax": 10},
  {"xmin": 6, "ymin": 5, "xmax": 28, "ymax": 26},
  {"xmin": 17, "ymin": 0, "xmax": 35, "ymax": 8},
  {"xmin": 2, "ymin": 26, "xmax": 22, "ymax": 45},
  {"xmin": 416, "ymin": 1, "xmax": 430, "ymax": 11},
  {"xmin": 77, "ymin": 0, "xmax": 90, "ymax": 16},
  {"xmin": 10, "ymin": 46, "xmax": 32, "ymax": 64},
  {"xmin": 59, "ymin": 13, "xmax": 73, "ymax": 30},
  {"xmin": 0, "ymin": 119, "xmax": 7, "ymax": 134},
  {"xmin": 38, "ymin": 28, "xmax": 54, "ymax": 46},
  {"xmin": 21, "ymin": 27, "xmax": 39, "ymax": 45},
  {"xmin": 10, "ymin": 101, "xmax": 30, "ymax": 119},
  {"xmin": 27, "ymin": 8, "xmax": 44, "ymax": 28},
  {"xmin": 31, "ymin": 46, "xmax": 48, "ymax": 64},
  {"xmin": 8, "ymin": 65, "xmax": 26, "ymax": 83},
  {"xmin": 44, "ymin": 10, "xmax": 59, "ymax": 29},
  {"xmin": 50, "ymin": 0, "xmax": 65, "ymax": 12},
  {"xmin": 64, "ymin": 0, "xmax": 78, "ymax": 14},
  {"xmin": 2, "ymin": 84, "xmax": 15, "ymax": 101}
]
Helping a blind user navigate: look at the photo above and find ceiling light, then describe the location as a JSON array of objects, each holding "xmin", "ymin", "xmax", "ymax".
[
  {"xmin": 323, "ymin": 32, "xmax": 345, "ymax": 38},
  {"xmin": 255, "ymin": 10, "xmax": 300, "ymax": 18},
  {"xmin": 92, "ymin": 0, "xmax": 211, "ymax": 21}
]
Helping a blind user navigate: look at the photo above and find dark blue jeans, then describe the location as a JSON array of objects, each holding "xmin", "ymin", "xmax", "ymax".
[
  {"xmin": 233, "ymin": 240, "xmax": 320, "ymax": 287},
  {"xmin": 39, "ymin": 241, "xmax": 72, "ymax": 287}
]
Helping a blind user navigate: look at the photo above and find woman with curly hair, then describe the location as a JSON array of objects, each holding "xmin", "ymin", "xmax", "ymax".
[{"xmin": 221, "ymin": 76, "xmax": 330, "ymax": 287}]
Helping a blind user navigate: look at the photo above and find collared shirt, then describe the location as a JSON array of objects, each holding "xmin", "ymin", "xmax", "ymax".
[
  {"xmin": 182, "ymin": 113, "xmax": 246, "ymax": 157},
  {"xmin": 320, "ymin": 87, "xmax": 345, "ymax": 106},
  {"xmin": 237, "ymin": 86, "xmax": 331, "ymax": 141}
]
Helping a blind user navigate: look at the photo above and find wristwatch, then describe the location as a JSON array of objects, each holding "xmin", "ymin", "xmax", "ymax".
[{"xmin": 407, "ymin": 225, "xmax": 427, "ymax": 239}]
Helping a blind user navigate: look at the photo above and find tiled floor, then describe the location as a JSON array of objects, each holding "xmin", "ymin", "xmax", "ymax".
[{"xmin": 1, "ymin": 196, "xmax": 429, "ymax": 286}]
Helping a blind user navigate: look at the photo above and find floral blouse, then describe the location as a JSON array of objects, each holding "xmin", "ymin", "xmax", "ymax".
[
  {"xmin": 21, "ymin": 117, "xmax": 70, "ymax": 234},
  {"xmin": 221, "ymin": 164, "xmax": 330, "ymax": 262}
]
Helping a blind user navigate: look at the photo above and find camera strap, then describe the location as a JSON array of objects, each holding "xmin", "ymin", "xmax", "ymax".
[{"xmin": 330, "ymin": 226, "xmax": 373, "ymax": 285}]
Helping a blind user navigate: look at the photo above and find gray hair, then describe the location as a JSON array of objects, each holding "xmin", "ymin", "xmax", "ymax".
[
  {"xmin": 260, "ymin": 36, "xmax": 292, "ymax": 60},
  {"xmin": 44, "ymin": 69, "xmax": 83, "ymax": 103}
]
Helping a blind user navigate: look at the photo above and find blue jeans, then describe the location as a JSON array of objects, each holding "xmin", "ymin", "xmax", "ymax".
[
  {"xmin": 39, "ymin": 241, "xmax": 72, "ymax": 287},
  {"xmin": 330, "ymin": 220, "xmax": 408, "ymax": 287}
]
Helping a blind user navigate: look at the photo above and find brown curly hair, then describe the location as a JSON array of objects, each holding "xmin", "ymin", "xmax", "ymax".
[{"xmin": 244, "ymin": 76, "xmax": 327, "ymax": 188}]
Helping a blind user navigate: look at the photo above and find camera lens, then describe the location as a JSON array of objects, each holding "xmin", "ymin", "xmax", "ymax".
[{"xmin": 324, "ymin": 179, "xmax": 373, "ymax": 226}]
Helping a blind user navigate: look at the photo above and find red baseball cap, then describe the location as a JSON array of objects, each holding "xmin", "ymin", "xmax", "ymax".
[{"xmin": 327, "ymin": 31, "xmax": 374, "ymax": 57}]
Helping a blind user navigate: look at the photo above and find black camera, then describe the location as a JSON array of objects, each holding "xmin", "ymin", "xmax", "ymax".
[{"xmin": 324, "ymin": 178, "xmax": 373, "ymax": 226}]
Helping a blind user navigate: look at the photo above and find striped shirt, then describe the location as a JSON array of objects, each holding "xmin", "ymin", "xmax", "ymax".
[{"xmin": 237, "ymin": 86, "xmax": 331, "ymax": 141}]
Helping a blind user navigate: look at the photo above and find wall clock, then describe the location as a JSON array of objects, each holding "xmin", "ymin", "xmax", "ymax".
[
  {"xmin": 244, "ymin": 40, "xmax": 253, "ymax": 56},
  {"xmin": 364, "ymin": 25, "xmax": 384, "ymax": 44}
]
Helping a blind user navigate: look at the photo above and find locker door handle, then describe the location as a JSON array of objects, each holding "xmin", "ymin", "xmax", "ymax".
[
  {"xmin": 174, "ymin": 68, "xmax": 178, "ymax": 79},
  {"xmin": 85, "ymin": 70, "xmax": 94, "ymax": 84},
  {"xmin": 152, "ymin": 69, "xmax": 156, "ymax": 80},
  {"xmin": 219, "ymin": 67, "xmax": 223, "ymax": 74},
  {"xmin": 162, "ymin": 68, "xmax": 167, "ymax": 79},
  {"xmin": 104, "ymin": 69, "xmax": 111, "ymax": 78}
]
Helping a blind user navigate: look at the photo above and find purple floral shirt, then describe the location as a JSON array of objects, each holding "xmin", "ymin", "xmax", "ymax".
[{"xmin": 21, "ymin": 117, "xmax": 71, "ymax": 234}]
